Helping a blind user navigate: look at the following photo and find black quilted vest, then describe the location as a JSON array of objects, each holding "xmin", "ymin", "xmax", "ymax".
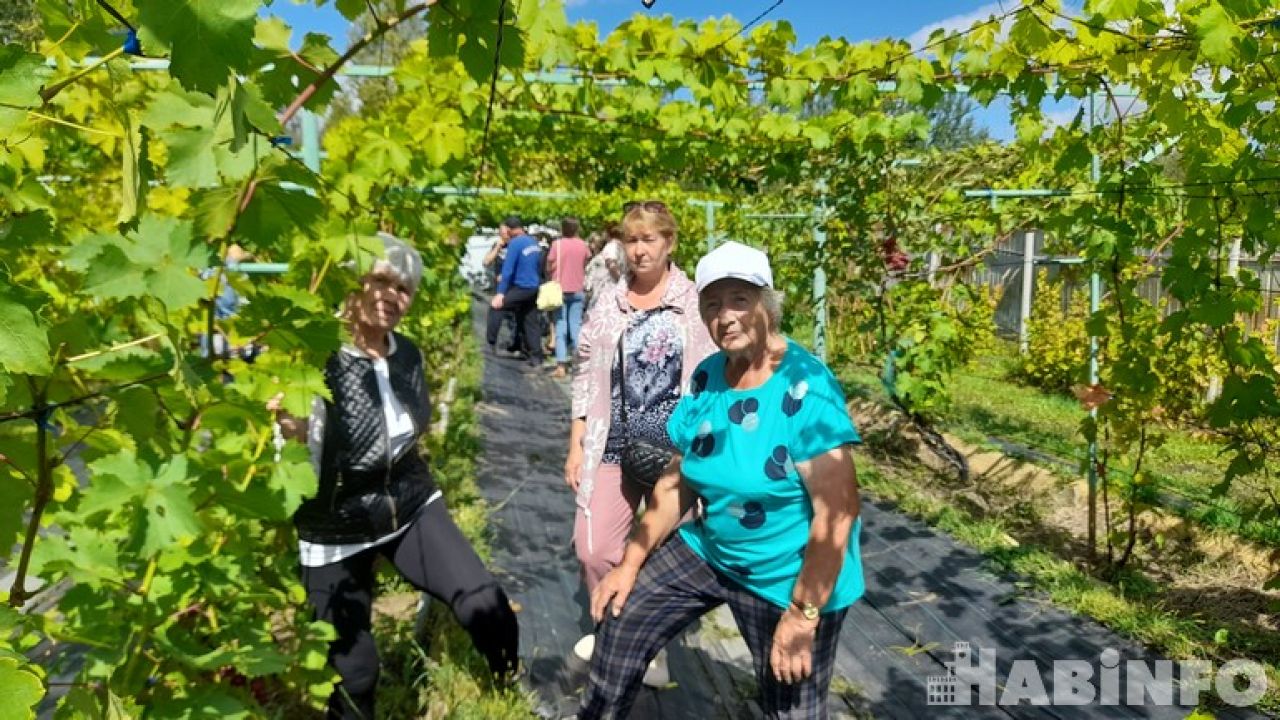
[{"xmin": 293, "ymin": 333, "xmax": 437, "ymax": 543}]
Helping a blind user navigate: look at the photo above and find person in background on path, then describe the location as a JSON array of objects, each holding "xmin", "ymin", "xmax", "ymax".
[
  {"xmin": 583, "ymin": 225, "xmax": 625, "ymax": 311},
  {"xmin": 482, "ymin": 228, "xmax": 508, "ymax": 293},
  {"xmin": 535, "ymin": 228, "xmax": 557, "ymax": 360},
  {"xmin": 199, "ymin": 243, "xmax": 255, "ymax": 361},
  {"xmin": 578, "ymin": 241, "xmax": 864, "ymax": 719},
  {"xmin": 489, "ymin": 216, "xmax": 544, "ymax": 366},
  {"xmin": 482, "ymin": 225, "xmax": 522, "ymax": 352},
  {"xmin": 564, "ymin": 201, "xmax": 717, "ymax": 683},
  {"xmin": 276, "ymin": 234, "xmax": 520, "ymax": 719},
  {"xmin": 546, "ymin": 216, "xmax": 591, "ymax": 379}
]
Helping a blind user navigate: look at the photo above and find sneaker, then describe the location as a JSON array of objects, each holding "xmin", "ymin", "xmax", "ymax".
[
  {"xmin": 572, "ymin": 633, "xmax": 595, "ymax": 662},
  {"xmin": 642, "ymin": 648, "xmax": 670, "ymax": 688}
]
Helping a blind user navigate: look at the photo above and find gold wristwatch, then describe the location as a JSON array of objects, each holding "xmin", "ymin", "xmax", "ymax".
[{"xmin": 792, "ymin": 599, "xmax": 820, "ymax": 621}]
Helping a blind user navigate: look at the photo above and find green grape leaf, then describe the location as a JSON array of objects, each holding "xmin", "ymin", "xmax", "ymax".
[
  {"xmin": 358, "ymin": 130, "xmax": 414, "ymax": 177},
  {"xmin": 139, "ymin": 457, "xmax": 203, "ymax": 556},
  {"xmin": 0, "ymin": 470, "xmax": 33, "ymax": 559},
  {"xmin": 192, "ymin": 186, "xmax": 241, "ymax": 241},
  {"xmin": 80, "ymin": 451, "xmax": 152, "ymax": 518},
  {"xmin": 0, "ymin": 211, "xmax": 54, "ymax": 250},
  {"xmin": 272, "ymin": 454, "xmax": 318, "ymax": 517},
  {"xmin": 0, "ymin": 656, "xmax": 43, "ymax": 720},
  {"xmin": 253, "ymin": 15, "xmax": 293, "ymax": 54},
  {"xmin": 69, "ymin": 345, "xmax": 174, "ymax": 383},
  {"xmin": 0, "ymin": 45, "xmax": 51, "ymax": 108},
  {"xmin": 1015, "ymin": 114, "xmax": 1043, "ymax": 145},
  {"xmin": 254, "ymin": 30, "xmax": 339, "ymax": 111},
  {"xmin": 1194, "ymin": 2, "xmax": 1240, "ymax": 64},
  {"xmin": 115, "ymin": 385, "xmax": 163, "ymax": 443},
  {"xmin": 36, "ymin": 0, "xmax": 119, "ymax": 59},
  {"xmin": 235, "ymin": 356, "xmax": 328, "ymax": 417},
  {"xmin": 230, "ymin": 79, "xmax": 282, "ymax": 152},
  {"xmin": 83, "ymin": 245, "xmax": 148, "ymax": 301},
  {"xmin": 161, "ymin": 127, "xmax": 220, "ymax": 187},
  {"xmin": 28, "ymin": 525, "xmax": 124, "ymax": 590},
  {"xmin": 237, "ymin": 180, "xmax": 325, "ymax": 244},
  {"xmin": 0, "ymin": 292, "xmax": 51, "ymax": 376},
  {"xmin": 1090, "ymin": 0, "xmax": 1139, "ymax": 20},
  {"xmin": 142, "ymin": 88, "xmax": 216, "ymax": 131},
  {"xmin": 118, "ymin": 120, "xmax": 149, "ymax": 225},
  {"xmin": 334, "ymin": 0, "xmax": 366, "ymax": 21},
  {"xmin": 149, "ymin": 690, "xmax": 251, "ymax": 720},
  {"xmin": 81, "ymin": 451, "xmax": 202, "ymax": 557},
  {"xmin": 129, "ymin": 216, "xmax": 210, "ymax": 312},
  {"xmin": 136, "ymin": 0, "xmax": 261, "ymax": 93}
]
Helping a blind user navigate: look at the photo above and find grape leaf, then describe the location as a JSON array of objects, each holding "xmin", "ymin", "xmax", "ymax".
[
  {"xmin": 0, "ymin": 292, "xmax": 51, "ymax": 376},
  {"xmin": 81, "ymin": 451, "xmax": 202, "ymax": 557},
  {"xmin": 129, "ymin": 216, "xmax": 210, "ymax": 312},
  {"xmin": 136, "ymin": 0, "xmax": 260, "ymax": 93},
  {"xmin": 83, "ymin": 245, "xmax": 148, "ymax": 301},
  {"xmin": 0, "ymin": 45, "xmax": 51, "ymax": 107},
  {"xmin": 0, "ymin": 656, "xmax": 43, "ymax": 720},
  {"xmin": 1194, "ymin": 2, "xmax": 1240, "ymax": 64}
]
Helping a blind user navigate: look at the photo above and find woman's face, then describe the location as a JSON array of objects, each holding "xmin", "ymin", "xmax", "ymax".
[
  {"xmin": 622, "ymin": 221, "xmax": 674, "ymax": 277},
  {"xmin": 350, "ymin": 264, "xmax": 413, "ymax": 334},
  {"xmin": 699, "ymin": 279, "xmax": 770, "ymax": 355}
]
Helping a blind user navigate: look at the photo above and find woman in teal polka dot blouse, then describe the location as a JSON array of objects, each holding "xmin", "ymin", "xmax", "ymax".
[{"xmin": 579, "ymin": 241, "xmax": 864, "ymax": 719}]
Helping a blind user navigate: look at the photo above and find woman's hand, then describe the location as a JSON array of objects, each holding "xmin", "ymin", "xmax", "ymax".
[
  {"xmin": 268, "ymin": 392, "xmax": 307, "ymax": 441},
  {"xmin": 590, "ymin": 564, "xmax": 639, "ymax": 623},
  {"xmin": 564, "ymin": 445, "xmax": 583, "ymax": 492},
  {"xmin": 769, "ymin": 608, "xmax": 818, "ymax": 685}
]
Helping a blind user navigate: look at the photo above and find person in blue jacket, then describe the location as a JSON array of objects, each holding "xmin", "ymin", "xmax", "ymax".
[{"xmin": 488, "ymin": 215, "xmax": 544, "ymax": 367}]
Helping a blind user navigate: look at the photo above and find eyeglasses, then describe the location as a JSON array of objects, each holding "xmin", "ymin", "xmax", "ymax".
[{"xmin": 622, "ymin": 200, "xmax": 670, "ymax": 215}]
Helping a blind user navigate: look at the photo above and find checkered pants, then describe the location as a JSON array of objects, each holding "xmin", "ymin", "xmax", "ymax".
[{"xmin": 578, "ymin": 534, "xmax": 849, "ymax": 719}]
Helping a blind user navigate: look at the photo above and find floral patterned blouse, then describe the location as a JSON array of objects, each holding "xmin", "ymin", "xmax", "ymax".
[{"xmin": 603, "ymin": 308, "xmax": 685, "ymax": 464}]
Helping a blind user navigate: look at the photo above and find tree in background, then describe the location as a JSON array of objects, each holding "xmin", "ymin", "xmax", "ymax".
[
  {"xmin": 926, "ymin": 93, "xmax": 990, "ymax": 150},
  {"xmin": 0, "ymin": 0, "xmax": 39, "ymax": 45},
  {"xmin": 326, "ymin": 0, "xmax": 430, "ymax": 123},
  {"xmin": 883, "ymin": 93, "xmax": 990, "ymax": 150}
]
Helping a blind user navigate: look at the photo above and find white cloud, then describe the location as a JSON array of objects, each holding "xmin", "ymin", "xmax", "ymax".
[{"xmin": 906, "ymin": 2, "xmax": 1009, "ymax": 51}]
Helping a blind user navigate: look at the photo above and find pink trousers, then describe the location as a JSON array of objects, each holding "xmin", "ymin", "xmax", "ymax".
[{"xmin": 573, "ymin": 463, "xmax": 644, "ymax": 593}]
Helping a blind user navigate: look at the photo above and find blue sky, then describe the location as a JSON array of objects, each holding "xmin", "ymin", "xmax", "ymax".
[{"xmin": 267, "ymin": 1, "xmax": 1050, "ymax": 140}]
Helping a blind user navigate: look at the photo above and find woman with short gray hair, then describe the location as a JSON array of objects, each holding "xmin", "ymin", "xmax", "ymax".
[
  {"xmin": 281, "ymin": 234, "xmax": 520, "ymax": 719},
  {"xmin": 579, "ymin": 241, "xmax": 864, "ymax": 719}
]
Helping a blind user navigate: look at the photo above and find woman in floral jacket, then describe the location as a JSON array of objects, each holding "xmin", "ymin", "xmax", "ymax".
[{"xmin": 564, "ymin": 201, "xmax": 717, "ymax": 674}]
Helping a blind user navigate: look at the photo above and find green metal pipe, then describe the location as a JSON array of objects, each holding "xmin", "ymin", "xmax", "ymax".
[
  {"xmin": 226, "ymin": 262, "xmax": 289, "ymax": 275},
  {"xmin": 963, "ymin": 189, "xmax": 1072, "ymax": 198},
  {"xmin": 300, "ymin": 110, "xmax": 321, "ymax": 173}
]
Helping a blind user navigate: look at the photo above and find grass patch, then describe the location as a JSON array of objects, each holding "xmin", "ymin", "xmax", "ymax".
[
  {"xmin": 855, "ymin": 459, "xmax": 1280, "ymax": 714},
  {"xmin": 839, "ymin": 348, "xmax": 1280, "ymax": 547}
]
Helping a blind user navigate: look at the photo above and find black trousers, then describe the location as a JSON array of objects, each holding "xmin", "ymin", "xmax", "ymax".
[
  {"xmin": 301, "ymin": 500, "xmax": 520, "ymax": 720},
  {"xmin": 486, "ymin": 286, "xmax": 542, "ymax": 362},
  {"xmin": 485, "ymin": 305, "xmax": 520, "ymax": 350}
]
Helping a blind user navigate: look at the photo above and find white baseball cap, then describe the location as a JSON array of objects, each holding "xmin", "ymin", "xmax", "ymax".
[{"xmin": 695, "ymin": 240, "xmax": 774, "ymax": 292}]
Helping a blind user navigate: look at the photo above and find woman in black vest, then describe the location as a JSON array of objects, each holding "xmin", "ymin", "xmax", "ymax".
[{"xmin": 280, "ymin": 234, "xmax": 519, "ymax": 719}]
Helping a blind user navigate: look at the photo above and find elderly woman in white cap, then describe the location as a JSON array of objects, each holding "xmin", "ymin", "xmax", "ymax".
[
  {"xmin": 577, "ymin": 241, "xmax": 865, "ymax": 719},
  {"xmin": 280, "ymin": 234, "xmax": 520, "ymax": 719}
]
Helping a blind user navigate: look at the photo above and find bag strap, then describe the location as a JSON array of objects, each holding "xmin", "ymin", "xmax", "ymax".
[{"xmin": 616, "ymin": 329, "xmax": 628, "ymax": 427}]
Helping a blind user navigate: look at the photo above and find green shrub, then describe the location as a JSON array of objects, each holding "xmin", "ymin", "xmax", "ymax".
[{"xmin": 1009, "ymin": 271, "xmax": 1090, "ymax": 393}]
